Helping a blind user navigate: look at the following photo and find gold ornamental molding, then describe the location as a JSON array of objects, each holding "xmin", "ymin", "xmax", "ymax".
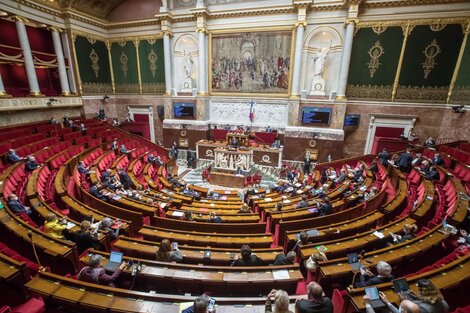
[
  {"xmin": 345, "ymin": 18, "xmax": 360, "ymax": 26},
  {"xmin": 295, "ymin": 21, "xmax": 308, "ymax": 28},
  {"xmin": 46, "ymin": 26, "xmax": 62, "ymax": 33},
  {"xmin": 362, "ymin": 0, "xmax": 470, "ymax": 9},
  {"xmin": 356, "ymin": 17, "xmax": 470, "ymax": 29},
  {"xmin": 446, "ymin": 19, "xmax": 470, "ymax": 103},
  {"xmin": 196, "ymin": 27, "xmax": 209, "ymax": 34},
  {"xmin": 10, "ymin": 15, "xmax": 29, "ymax": 23}
]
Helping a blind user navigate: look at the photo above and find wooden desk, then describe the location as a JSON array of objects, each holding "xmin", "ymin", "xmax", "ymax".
[
  {"xmin": 210, "ymin": 172, "xmax": 246, "ymax": 188},
  {"xmin": 80, "ymin": 250, "xmax": 302, "ymax": 296},
  {"xmin": 113, "ymin": 236, "xmax": 282, "ymax": 265}
]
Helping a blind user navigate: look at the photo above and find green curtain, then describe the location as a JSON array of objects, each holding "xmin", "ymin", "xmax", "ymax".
[
  {"xmin": 347, "ymin": 26, "xmax": 403, "ymax": 100},
  {"xmin": 139, "ymin": 39, "xmax": 165, "ymax": 94},
  {"xmin": 450, "ymin": 32, "xmax": 470, "ymax": 103},
  {"xmin": 111, "ymin": 41, "xmax": 139, "ymax": 94},
  {"xmin": 396, "ymin": 24, "xmax": 463, "ymax": 103},
  {"xmin": 74, "ymin": 35, "xmax": 112, "ymax": 94}
]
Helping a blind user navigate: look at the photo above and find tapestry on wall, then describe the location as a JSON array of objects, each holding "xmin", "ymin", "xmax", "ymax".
[
  {"xmin": 73, "ymin": 35, "xmax": 112, "ymax": 95},
  {"xmin": 346, "ymin": 26, "xmax": 403, "ymax": 100},
  {"xmin": 450, "ymin": 24, "xmax": 470, "ymax": 104},
  {"xmin": 111, "ymin": 41, "xmax": 139, "ymax": 94},
  {"xmin": 139, "ymin": 38, "xmax": 166, "ymax": 94},
  {"xmin": 210, "ymin": 30, "xmax": 292, "ymax": 95},
  {"xmin": 396, "ymin": 23, "xmax": 463, "ymax": 103}
]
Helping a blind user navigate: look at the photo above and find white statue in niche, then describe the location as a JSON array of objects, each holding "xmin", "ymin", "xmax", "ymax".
[
  {"xmin": 183, "ymin": 50, "xmax": 193, "ymax": 78},
  {"xmin": 310, "ymin": 42, "xmax": 331, "ymax": 97}
]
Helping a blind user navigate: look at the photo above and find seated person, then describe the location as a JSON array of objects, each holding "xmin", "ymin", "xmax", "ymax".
[
  {"xmin": 311, "ymin": 184, "xmax": 329, "ymax": 198},
  {"xmin": 7, "ymin": 194, "xmax": 33, "ymax": 216},
  {"xmin": 77, "ymin": 254, "xmax": 126, "ymax": 287},
  {"xmin": 295, "ymin": 282, "xmax": 333, "ymax": 313},
  {"xmin": 295, "ymin": 195, "xmax": 309, "ymax": 209},
  {"xmin": 89, "ymin": 183, "xmax": 110, "ymax": 201},
  {"xmin": 425, "ymin": 166, "xmax": 440, "ymax": 181},
  {"xmin": 412, "ymin": 153, "xmax": 424, "ymax": 166},
  {"xmin": 273, "ymin": 251, "xmax": 296, "ymax": 265},
  {"xmin": 230, "ymin": 137, "xmax": 240, "ymax": 149},
  {"xmin": 432, "ymin": 153, "xmax": 445, "ymax": 167},
  {"xmin": 355, "ymin": 260, "xmax": 394, "ymax": 287},
  {"xmin": 49, "ymin": 117, "xmax": 58, "ymax": 124},
  {"xmin": 7, "ymin": 149, "xmax": 23, "ymax": 164},
  {"xmin": 364, "ymin": 186, "xmax": 378, "ymax": 201},
  {"xmin": 101, "ymin": 169, "xmax": 113, "ymax": 181},
  {"xmin": 155, "ymin": 239, "xmax": 183, "ymax": 262},
  {"xmin": 128, "ymin": 190, "xmax": 142, "ymax": 201},
  {"xmin": 318, "ymin": 197, "xmax": 332, "ymax": 216},
  {"xmin": 231, "ymin": 245, "xmax": 263, "ymax": 266},
  {"xmin": 407, "ymin": 279, "xmax": 450, "ymax": 313},
  {"xmin": 44, "ymin": 212, "xmax": 67, "ymax": 239},
  {"xmin": 238, "ymin": 203, "xmax": 252, "ymax": 214},
  {"xmin": 390, "ymin": 223, "xmax": 418, "ymax": 244},
  {"xmin": 63, "ymin": 220, "xmax": 104, "ymax": 254},
  {"xmin": 119, "ymin": 145, "xmax": 129, "ymax": 155},
  {"xmin": 293, "ymin": 231, "xmax": 313, "ymax": 253},
  {"xmin": 265, "ymin": 289, "xmax": 292, "ymax": 313},
  {"xmin": 110, "ymin": 139, "xmax": 118, "ymax": 150},
  {"xmin": 182, "ymin": 294, "xmax": 212, "ymax": 313},
  {"xmin": 118, "ymin": 169, "xmax": 134, "ymax": 190},
  {"xmin": 208, "ymin": 211, "xmax": 222, "ymax": 223},
  {"xmin": 364, "ymin": 293, "xmax": 420, "ymax": 313},
  {"xmin": 334, "ymin": 169, "xmax": 347, "ymax": 185},
  {"xmin": 420, "ymin": 160, "xmax": 431, "ymax": 175},
  {"xmin": 274, "ymin": 202, "xmax": 283, "ymax": 212},
  {"xmin": 79, "ymin": 123, "xmax": 87, "ymax": 132},
  {"xmin": 271, "ymin": 140, "xmax": 281, "ymax": 148},
  {"xmin": 25, "ymin": 156, "xmax": 40, "ymax": 172},
  {"xmin": 352, "ymin": 164, "xmax": 365, "ymax": 182},
  {"xmin": 456, "ymin": 229, "xmax": 470, "ymax": 246},
  {"xmin": 99, "ymin": 217, "xmax": 121, "ymax": 239},
  {"xmin": 181, "ymin": 210, "xmax": 194, "ymax": 221},
  {"xmin": 77, "ymin": 161, "xmax": 90, "ymax": 175}
]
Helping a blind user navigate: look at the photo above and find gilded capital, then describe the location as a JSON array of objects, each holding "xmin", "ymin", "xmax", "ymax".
[
  {"xmin": 344, "ymin": 18, "xmax": 359, "ymax": 26},
  {"xmin": 196, "ymin": 27, "xmax": 208, "ymax": 34},
  {"xmin": 295, "ymin": 21, "xmax": 307, "ymax": 28},
  {"xmin": 47, "ymin": 26, "xmax": 62, "ymax": 33},
  {"xmin": 162, "ymin": 30, "xmax": 174, "ymax": 37},
  {"xmin": 10, "ymin": 15, "xmax": 28, "ymax": 23}
]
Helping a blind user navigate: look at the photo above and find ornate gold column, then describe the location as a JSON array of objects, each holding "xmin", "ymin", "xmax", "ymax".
[
  {"xmin": 70, "ymin": 31, "xmax": 83, "ymax": 95},
  {"xmin": 391, "ymin": 22, "xmax": 413, "ymax": 101},
  {"xmin": 446, "ymin": 19, "xmax": 470, "ymax": 103},
  {"xmin": 134, "ymin": 39, "xmax": 143, "ymax": 94},
  {"xmin": 106, "ymin": 41, "xmax": 116, "ymax": 94}
]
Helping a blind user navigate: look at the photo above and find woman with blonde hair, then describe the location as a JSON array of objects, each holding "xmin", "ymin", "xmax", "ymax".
[
  {"xmin": 238, "ymin": 203, "xmax": 252, "ymax": 214},
  {"xmin": 44, "ymin": 212, "xmax": 67, "ymax": 239},
  {"xmin": 265, "ymin": 289, "xmax": 292, "ymax": 313}
]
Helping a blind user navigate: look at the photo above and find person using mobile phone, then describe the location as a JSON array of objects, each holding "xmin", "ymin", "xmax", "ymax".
[
  {"xmin": 155, "ymin": 239, "xmax": 183, "ymax": 262},
  {"xmin": 265, "ymin": 289, "xmax": 292, "ymax": 313}
]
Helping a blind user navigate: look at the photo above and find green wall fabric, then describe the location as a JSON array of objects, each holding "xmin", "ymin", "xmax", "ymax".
[
  {"xmin": 74, "ymin": 35, "xmax": 112, "ymax": 94},
  {"xmin": 347, "ymin": 27, "xmax": 403, "ymax": 100},
  {"xmin": 139, "ymin": 39, "xmax": 165, "ymax": 94},
  {"xmin": 396, "ymin": 24, "xmax": 463, "ymax": 103},
  {"xmin": 451, "ymin": 31, "xmax": 470, "ymax": 103},
  {"xmin": 111, "ymin": 41, "xmax": 139, "ymax": 94}
]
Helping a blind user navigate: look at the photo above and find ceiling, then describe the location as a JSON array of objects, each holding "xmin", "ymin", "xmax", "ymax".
[{"xmin": 35, "ymin": 0, "xmax": 128, "ymax": 20}]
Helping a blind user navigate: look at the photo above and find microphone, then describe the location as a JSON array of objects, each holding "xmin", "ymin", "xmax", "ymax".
[
  {"xmin": 28, "ymin": 231, "xmax": 44, "ymax": 271},
  {"xmin": 348, "ymin": 250, "xmax": 367, "ymax": 292}
]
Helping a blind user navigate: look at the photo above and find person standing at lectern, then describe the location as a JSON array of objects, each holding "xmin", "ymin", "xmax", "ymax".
[{"xmin": 231, "ymin": 137, "xmax": 240, "ymax": 149}]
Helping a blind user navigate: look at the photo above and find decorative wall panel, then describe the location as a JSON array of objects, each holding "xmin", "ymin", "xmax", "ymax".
[
  {"xmin": 139, "ymin": 38, "xmax": 165, "ymax": 94},
  {"xmin": 396, "ymin": 24, "xmax": 463, "ymax": 103},
  {"xmin": 74, "ymin": 35, "xmax": 112, "ymax": 95},
  {"xmin": 347, "ymin": 26, "xmax": 403, "ymax": 100},
  {"xmin": 111, "ymin": 40, "xmax": 139, "ymax": 94}
]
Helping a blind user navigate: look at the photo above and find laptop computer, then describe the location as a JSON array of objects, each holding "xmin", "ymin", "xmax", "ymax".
[
  {"xmin": 347, "ymin": 252, "xmax": 360, "ymax": 271},
  {"xmin": 392, "ymin": 278, "xmax": 410, "ymax": 293},
  {"xmin": 365, "ymin": 286, "xmax": 386, "ymax": 309},
  {"xmin": 104, "ymin": 251, "xmax": 123, "ymax": 272}
]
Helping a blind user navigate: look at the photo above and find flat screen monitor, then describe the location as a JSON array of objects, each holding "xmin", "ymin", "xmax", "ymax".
[
  {"xmin": 301, "ymin": 107, "xmax": 332, "ymax": 125},
  {"xmin": 173, "ymin": 102, "xmax": 195, "ymax": 119},
  {"xmin": 344, "ymin": 114, "xmax": 361, "ymax": 126}
]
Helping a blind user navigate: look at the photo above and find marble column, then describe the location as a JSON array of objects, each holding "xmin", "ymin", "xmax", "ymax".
[
  {"xmin": 291, "ymin": 23, "xmax": 305, "ymax": 97},
  {"xmin": 50, "ymin": 28, "xmax": 71, "ymax": 95},
  {"xmin": 163, "ymin": 32, "xmax": 173, "ymax": 95},
  {"xmin": 15, "ymin": 17, "xmax": 41, "ymax": 96},
  {"xmin": 197, "ymin": 30, "xmax": 207, "ymax": 94},
  {"xmin": 0, "ymin": 73, "xmax": 9, "ymax": 97},
  {"xmin": 336, "ymin": 20, "xmax": 356, "ymax": 99}
]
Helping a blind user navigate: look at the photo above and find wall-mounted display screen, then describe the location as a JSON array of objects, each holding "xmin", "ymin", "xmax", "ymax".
[
  {"xmin": 344, "ymin": 114, "xmax": 361, "ymax": 126},
  {"xmin": 300, "ymin": 107, "xmax": 332, "ymax": 125},
  {"xmin": 173, "ymin": 102, "xmax": 195, "ymax": 119}
]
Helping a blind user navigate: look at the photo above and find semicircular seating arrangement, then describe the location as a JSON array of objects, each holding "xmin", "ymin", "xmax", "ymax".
[{"xmin": 0, "ymin": 119, "xmax": 469, "ymax": 312}]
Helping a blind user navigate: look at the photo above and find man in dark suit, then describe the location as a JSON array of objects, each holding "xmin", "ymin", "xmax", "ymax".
[
  {"xmin": 425, "ymin": 166, "xmax": 440, "ymax": 181},
  {"xmin": 303, "ymin": 157, "xmax": 312, "ymax": 175},
  {"xmin": 273, "ymin": 251, "xmax": 296, "ymax": 265},
  {"xmin": 230, "ymin": 137, "xmax": 239, "ymax": 149},
  {"xmin": 318, "ymin": 197, "xmax": 332, "ymax": 216},
  {"xmin": 118, "ymin": 169, "xmax": 133, "ymax": 189},
  {"xmin": 7, "ymin": 149, "xmax": 23, "ymax": 164},
  {"xmin": 295, "ymin": 282, "xmax": 333, "ymax": 313},
  {"xmin": 77, "ymin": 161, "xmax": 90, "ymax": 175},
  {"xmin": 231, "ymin": 245, "xmax": 263, "ymax": 266},
  {"xmin": 397, "ymin": 147, "xmax": 413, "ymax": 173},
  {"xmin": 7, "ymin": 194, "xmax": 33, "ymax": 215},
  {"xmin": 110, "ymin": 139, "xmax": 118, "ymax": 150},
  {"xmin": 432, "ymin": 153, "xmax": 445, "ymax": 167},
  {"xmin": 378, "ymin": 148, "xmax": 389, "ymax": 166},
  {"xmin": 89, "ymin": 183, "xmax": 109, "ymax": 201},
  {"xmin": 24, "ymin": 156, "xmax": 40, "ymax": 172},
  {"xmin": 355, "ymin": 260, "xmax": 394, "ymax": 287},
  {"xmin": 64, "ymin": 220, "xmax": 103, "ymax": 254}
]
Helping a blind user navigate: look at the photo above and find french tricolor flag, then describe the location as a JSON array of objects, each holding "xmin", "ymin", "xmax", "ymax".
[{"xmin": 249, "ymin": 100, "xmax": 255, "ymax": 122}]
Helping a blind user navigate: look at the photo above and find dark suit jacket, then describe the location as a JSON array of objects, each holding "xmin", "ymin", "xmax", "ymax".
[
  {"xmin": 72, "ymin": 230, "xmax": 103, "ymax": 254},
  {"xmin": 397, "ymin": 152, "xmax": 413, "ymax": 169},
  {"xmin": 231, "ymin": 255, "xmax": 263, "ymax": 266},
  {"xmin": 7, "ymin": 200, "xmax": 28, "ymax": 214},
  {"xmin": 273, "ymin": 253, "xmax": 294, "ymax": 265},
  {"xmin": 378, "ymin": 151, "xmax": 389, "ymax": 165},
  {"xmin": 7, "ymin": 152, "xmax": 21, "ymax": 163},
  {"xmin": 25, "ymin": 160, "xmax": 39, "ymax": 172},
  {"xmin": 89, "ymin": 185, "xmax": 106, "ymax": 200},
  {"xmin": 433, "ymin": 157, "xmax": 445, "ymax": 166},
  {"xmin": 295, "ymin": 297, "xmax": 333, "ymax": 313},
  {"xmin": 356, "ymin": 274, "xmax": 394, "ymax": 287},
  {"xmin": 119, "ymin": 172, "xmax": 133, "ymax": 189}
]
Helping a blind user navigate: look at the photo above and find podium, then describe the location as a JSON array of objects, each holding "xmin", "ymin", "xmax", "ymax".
[
  {"xmin": 214, "ymin": 147, "xmax": 253, "ymax": 171},
  {"xmin": 226, "ymin": 133, "xmax": 249, "ymax": 147}
]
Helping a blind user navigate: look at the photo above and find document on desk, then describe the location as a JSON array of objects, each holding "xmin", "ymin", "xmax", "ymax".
[
  {"xmin": 172, "ymin": 211, "xmax": 184, "ymax": 217},
  {"xmin": 264, "ymin": 198, "xmax": 272, "ymax": 202},
  {"xmin": 178, "ymin": 302, "xmax": 193, "ymax": 313},
  {"xmin": 272, "ymin": 269, "xmax": 290, "ymax": 280},
  {"xmin": 372, "ymin": 231, "xmax": 385, "ymax": 239},
  {"xmin": 65, "ymin": 222, "xmax": 76, "ymax": 229}
]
